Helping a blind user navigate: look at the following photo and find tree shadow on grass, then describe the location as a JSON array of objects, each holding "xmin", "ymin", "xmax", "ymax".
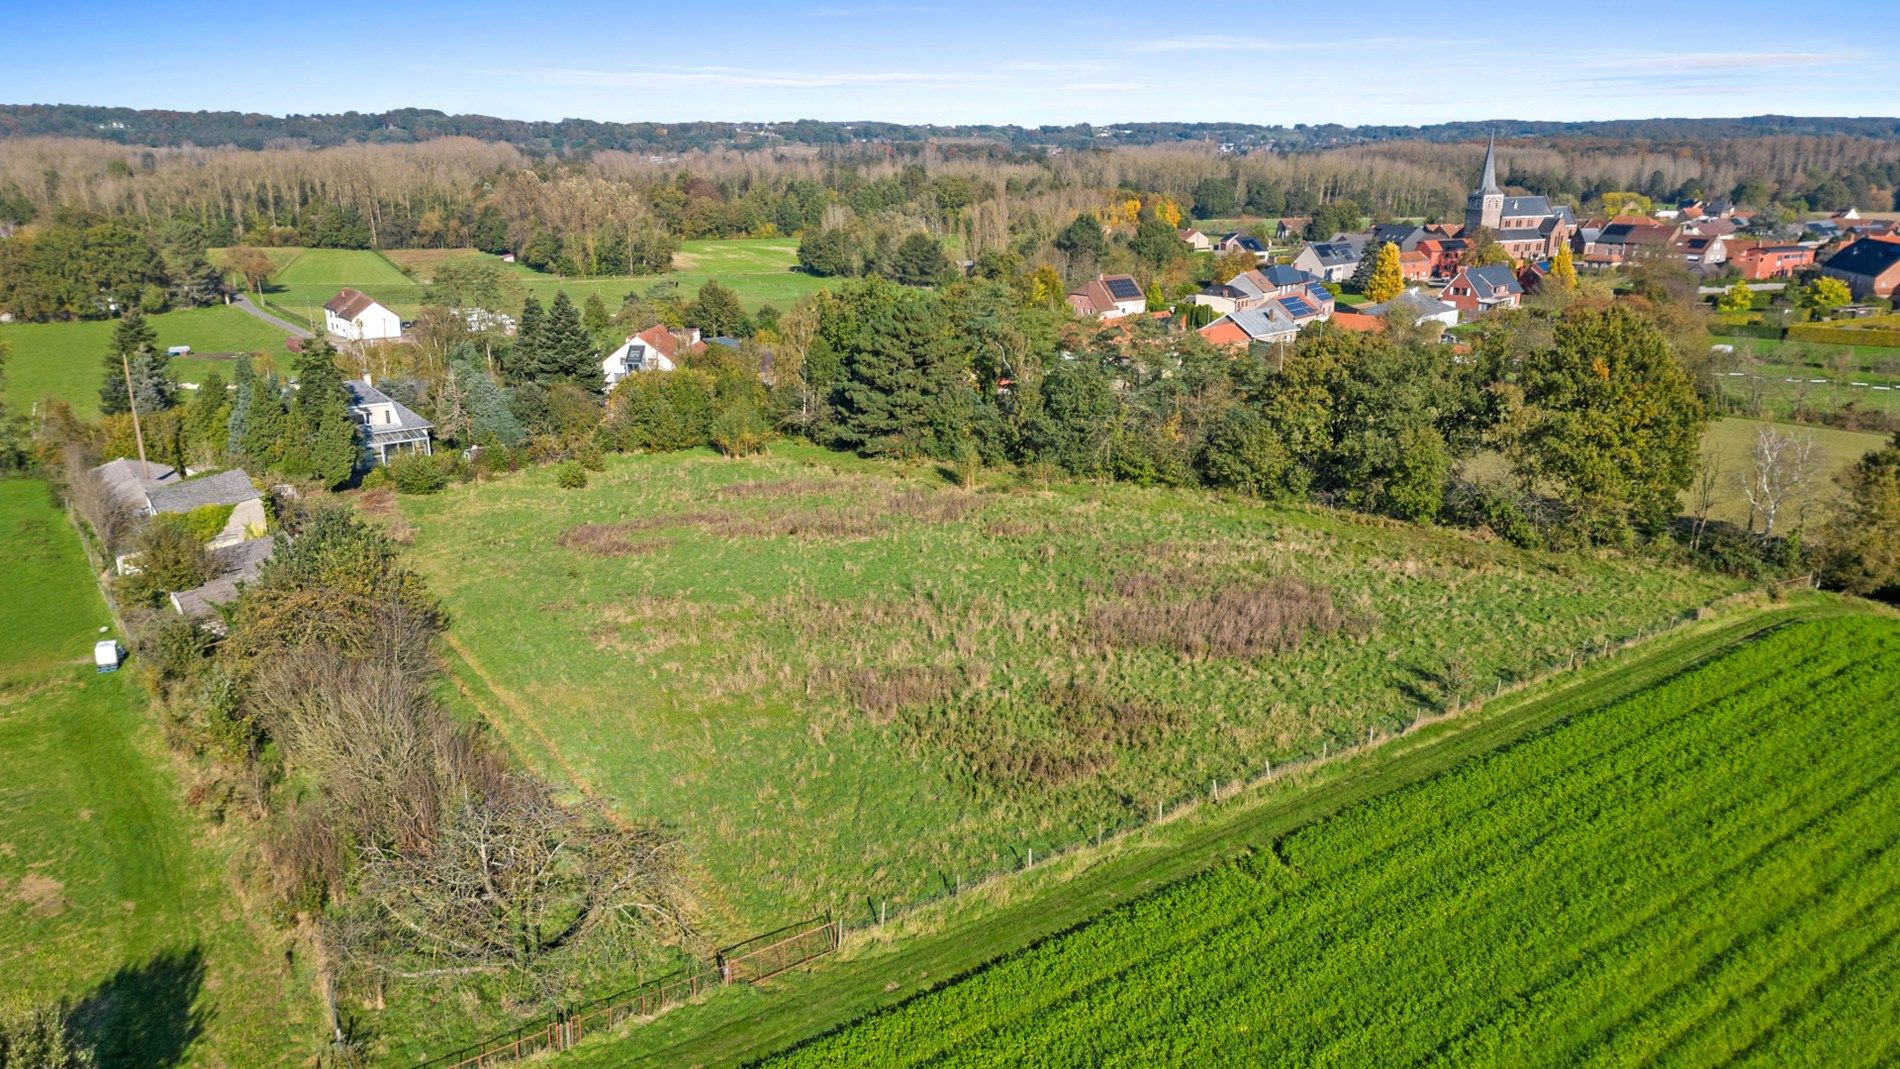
[{"xmin": 67, "ymin": 945, "xmax": 210, "ymax": 1069}]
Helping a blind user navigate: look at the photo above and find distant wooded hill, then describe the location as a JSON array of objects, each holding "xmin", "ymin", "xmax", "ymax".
[{"xmin": 4, "ymin": 104, "xmax": 1899, "ymax": 154}]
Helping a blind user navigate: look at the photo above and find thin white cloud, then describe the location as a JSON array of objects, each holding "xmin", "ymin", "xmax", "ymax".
[
  {"xmin": 1590, "ymin": 49, "xmax": 1865, "ymax": 71},
  {"xmin": 1114, "ymin": 34, "xmax": 1474, "ymax": 54},
  {"xmin": 1008, "ymin": 60, "xmax": 1112, "ymax": 72}
]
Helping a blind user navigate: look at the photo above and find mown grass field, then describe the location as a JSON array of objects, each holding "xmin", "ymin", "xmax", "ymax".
[
  {"xmin": 1711, "ymin": 338, "xmax": 1900, "ymax": 421},
  {"xmin": 765, "ymin": 611, "xmax": 1900, "ymax": 1067},
  {"xmin": 231, "ymin": 239, "xmax": 830, "ymax": 329},
  {"xmin": 0, "ymin": 306, "xmax": 289, "ymax": 419},
  {"xmin": 1699, "ymin": 416, "xmax": 1890, "ymax": 526},
  {"xmin": 395, "ymin": 444, "xmax": 1744, "ymax": 936},
  {"xmin": 0, "ymin": 480, "xmax": 312, "ymax": 1065}
]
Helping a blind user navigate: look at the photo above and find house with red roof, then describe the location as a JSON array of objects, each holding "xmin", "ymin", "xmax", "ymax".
[
  {"xmin": 323, "ymin": 289, "xmax": 402, "ymax": 341},
  {"xmin": 1730, "ymin": 242, "xmax": 1814, "ymax": 281},
  {"xmin": 1067, "ymin": 274, "xmax": 1147, "ymax": 320},
  {"xmin": 603, "ymin": 324, "xmax": 706, "ymax": 387}
]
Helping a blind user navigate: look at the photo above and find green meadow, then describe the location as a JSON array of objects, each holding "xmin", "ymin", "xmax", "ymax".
[
  {"xmin": 393, "ymin": 444, "xmax": 1745, "ymax": 936},
  {"xmin": 770, "ymin": 612, "xmax": 1900, "ymax": 1067},
  {"xmin": 0, "ymin": 305, "xmax": 289, "ymax": 419},
  {"xmin": 231, "ymin": 238, "xmax": 831, "ymax": 329},
  {"xmin": 0, "ymin": 480, "xmax": 312, "ymax": 1065}
]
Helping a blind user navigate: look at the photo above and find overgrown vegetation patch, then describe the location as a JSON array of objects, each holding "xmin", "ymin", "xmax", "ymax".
[{"xmin": 398, "ymin": 447, "xmax": 1750, "ymax": 931}]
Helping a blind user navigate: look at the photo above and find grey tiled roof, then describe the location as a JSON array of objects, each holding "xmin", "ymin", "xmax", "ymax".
[
  {"xmin": 1229, "ymin": 305, "xmax": 1297, "ymax": 339},
  {"xmin": 145, "ymin": 469, "xmax": 259, "ymax": 514},
  {"xmin": 169, "ymin": 535, "xmax": 276, "ymax": 619},
  {"xmin": 93, "ymin": 457, "xmax": 178, "ymax": 509},
  {"xmin": 344, "ymin": 379, "xmax": 434, "ymax": 434}
]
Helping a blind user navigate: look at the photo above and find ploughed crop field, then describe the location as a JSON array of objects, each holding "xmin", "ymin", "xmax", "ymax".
[
  {"xmin": 770, "ymin": 613, "xmax": 1900, "ymax": 1068},
  {"xmin": 394, "ymin": 445, "xmax": 1745, "ymax": 933}
]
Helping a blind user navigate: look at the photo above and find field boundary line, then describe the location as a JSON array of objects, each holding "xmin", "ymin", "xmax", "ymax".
[
  {"xmin": 564, "ymin": 598, "xmax": 1853, "ymax": 1068},
  {"xmin": 438, "ymin": 631, "xmax": 622, "ymax": 824}
]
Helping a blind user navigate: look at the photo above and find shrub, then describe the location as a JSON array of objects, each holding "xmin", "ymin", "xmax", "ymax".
[
  {"xmin": 177, "ymin": 502, "xmax": 237, "ymax": 543},
  {"xmin": 711, "ymin": 404, "xmax": 772, "ymax": 457},
  {"xmin": 574, "ymin": 440, "xmax": 606, "ymax": 472},
  {"xmin": 117, "ymin": 517, "xmax": 211, "ymax": 606},
  {"xmin": 555, "ymin": 460, "xmax": 588, "ymax": 489},
  {"xmin": 387, "ymin": 454, "xmax": 450, "ymax": 495}
]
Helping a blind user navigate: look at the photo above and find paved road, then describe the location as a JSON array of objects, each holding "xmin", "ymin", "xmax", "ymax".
[{"xmin": 231, "ymin": 293, "xmax": 313, "ymax": 340}]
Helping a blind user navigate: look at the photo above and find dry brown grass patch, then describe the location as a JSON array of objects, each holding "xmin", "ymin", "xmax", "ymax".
[
  {"xmin": 1093, "ymin": 575, "xmax": 1367, "ymax": 660},
  {"xmin": 557, "ymin": 523, "xmax": 671, "ymax": 557}
]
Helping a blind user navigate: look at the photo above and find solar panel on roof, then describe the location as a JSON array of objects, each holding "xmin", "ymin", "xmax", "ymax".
[
  {"xmin": 1280, "ymin": 297, "xmax": 1315, "ymax": 318},
  {"xmin": 1105, "ymin": 277, "xmax": 1142, "ymax": 300}
]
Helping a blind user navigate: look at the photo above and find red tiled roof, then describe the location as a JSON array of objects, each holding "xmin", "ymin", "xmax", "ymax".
[
  {"xmin": 1330, "ymin": 310, "xmax": 1384, "ymax": 333},
  {"xmin": 1198, "ymin": 320, "xmax": 1250, "ymax": 347},
  {"xmin": 324, "ymin": 288, "xmax": 379, "ymax": 319}
]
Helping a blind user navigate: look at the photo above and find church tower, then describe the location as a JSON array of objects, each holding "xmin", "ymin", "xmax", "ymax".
[{"xmin": 1465, "ymin": 134, "xmax": 1504, "ymax": 233}]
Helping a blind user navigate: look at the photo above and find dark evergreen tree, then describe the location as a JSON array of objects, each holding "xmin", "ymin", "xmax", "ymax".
[
  {"xmin": 226, "ymin": 355, "xmax": 255, "ymax": 456},
  {"xmin": 99, "ymin": 310, "xmax": 172, "ymax": 415},
  {"xmin": 684, "ymin": 281, "xmax": 749, "ymax": 338},
  {"xmin": 285, "ymin": 336, "xmax": 362, "ymax": 487},
  {"xmin": 538, "ymin": 291, "xmax": 600, "ymax": 390},
  {"xmin": 889, "ymin": 233, "xmax": 952, "ymax": 286},
  {"xmin": 506, "ymin": 295, "xmax": 545, "ymax": 382},
  {"xmin": 238, "ymin": 370, "xmax": 289, "ymax": 470},
  {"xmin": 832, "ymin": 281, "xmax": 971, "ymax": 459}
]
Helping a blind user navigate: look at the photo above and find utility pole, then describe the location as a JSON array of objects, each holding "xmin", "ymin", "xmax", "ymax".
[{"xmin": 120, "ymin": 348, "xmax": 152, "ymax": 481}]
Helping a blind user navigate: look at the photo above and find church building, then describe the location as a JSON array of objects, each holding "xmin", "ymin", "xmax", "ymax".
[{"xmin": 1463, "ymin": 135, "xmax": 1574, "ymax": 261}]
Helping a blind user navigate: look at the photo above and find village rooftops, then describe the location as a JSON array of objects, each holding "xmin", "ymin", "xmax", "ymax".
[{"xmin": 144, "ymin": 469, "xmax": 259, "ymax": 514}]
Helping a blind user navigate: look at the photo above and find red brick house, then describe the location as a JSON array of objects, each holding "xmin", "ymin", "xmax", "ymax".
[
  {"xmin": 1820, "ymin": 237, "xmax": 1900, "ymax": 299},
  {"xmin": 1439, "ymin": 263, "xmax": 1523, "ymax": 320},
  {"xmin": 1731, "ymin": 242, "xmax": 1815, "ymax": 281}
]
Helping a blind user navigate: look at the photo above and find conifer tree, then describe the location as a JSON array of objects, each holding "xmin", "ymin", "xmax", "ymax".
[
  {"xmin": 540, "ymin": 290, "xmax": 600, "ymax": 390},
  {"xmin": 226, "ymin": 355, "xmax": 255, "ymax": 456},
  {"xmin": 286, "ymin": 335, "xmax": 362, "ymax": 487},
  {"xmin": 100, "ymin": 310, "xmax": 171, "ymax": 415},
  {"xmin": 449, "ymin": 347, "xmax": 527, "ymax": 447},
  {"xmin": 238, "ymin": 370, "xmax": 289, "ymax": 469},
  {"xmin": 833, "ymin": 281, "xmax": 971, "ymax": 459},
  {"xmin": 1365, "ymin": 242, "xmax": 1405, "ymax": 303},
  {"xmin": 506, "ymin": 295, "xmax": 545, "ymax": 382}
]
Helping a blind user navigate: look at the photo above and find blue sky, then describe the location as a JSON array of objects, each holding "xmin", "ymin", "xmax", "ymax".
[{"xmin": 5, "ymin": 1, "xmax": 1894, "ymax": 126}]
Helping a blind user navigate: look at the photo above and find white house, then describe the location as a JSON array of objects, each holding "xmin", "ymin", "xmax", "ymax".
[
  {"xmin": 1292, "ymin": 240, "xmax": 1364, "ymax": 283},
  {"xmin": 1363, "ymin": 288, "xmax": 1459, "ymax": 330},
  {"xmin": 344, "ymin": 378, "xmax": 434, "ymax": 464},
  {"xmin": 323, "ymin": 289, "xmax": 403, "ymax": 341},
  {"xmin": 1178, "ymin": 228, "xmax": 1213, "ymax": 252},
  {"xmin": 603, "ymin": 325, "xmax": 705, "ymax": 388},
  {"xmin": 1066, "ymin": 274, "xmax": 1147, "ymax": 320}
]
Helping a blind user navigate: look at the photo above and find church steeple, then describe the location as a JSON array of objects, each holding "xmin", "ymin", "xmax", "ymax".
[{"xmin": 1465, "ymin": 132, "xmax": 1505, "ymax": 233}]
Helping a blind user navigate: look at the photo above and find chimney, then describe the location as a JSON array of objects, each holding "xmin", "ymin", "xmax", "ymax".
[{"xmin": 364, "ymin": 372, "xmax": 373, "ymax": 388}]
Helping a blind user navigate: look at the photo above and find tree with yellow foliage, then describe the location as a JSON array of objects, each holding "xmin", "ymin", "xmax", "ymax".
[
  {"xmin": 1548, "ymin": 243, "xmax": 1578, "ymax": 290},
  {"xmin": 1365, "ymin": 242, "xmax": 1405, "ymax": 302},
  {"xmin": 1148, "ymin": 196, "xmax": 1182, "ymax": 229}
]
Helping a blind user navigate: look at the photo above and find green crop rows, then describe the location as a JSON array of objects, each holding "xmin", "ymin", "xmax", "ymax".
[{"xmin": 770, "ymin": 614, "xmax": 1900, "ymax": 1067}]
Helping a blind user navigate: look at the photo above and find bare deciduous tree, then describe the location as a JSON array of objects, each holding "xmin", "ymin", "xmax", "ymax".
[
  {"xmin": 1741, "ymin": 426, "xmax": 1818, "ymax": 538},
  {"xmin": 1690, "ymin": 447, "xmax": 1723, "ymax": 550},
  {"xmin": 332, "ymin": 778, "xmax": 688, "ymax": 987}
]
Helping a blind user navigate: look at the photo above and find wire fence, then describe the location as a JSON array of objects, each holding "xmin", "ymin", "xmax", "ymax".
[
  {"xmin": 821, "ymin": 587, "xmax": 1812, "ymax": 940},
  {"xmin": 405, "ymin": 918, "xmax": 840, "ymax": 1069},
  {"xmin": 369, "ymin": 583, "xmax": 1810, "ymax": 1066}
]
